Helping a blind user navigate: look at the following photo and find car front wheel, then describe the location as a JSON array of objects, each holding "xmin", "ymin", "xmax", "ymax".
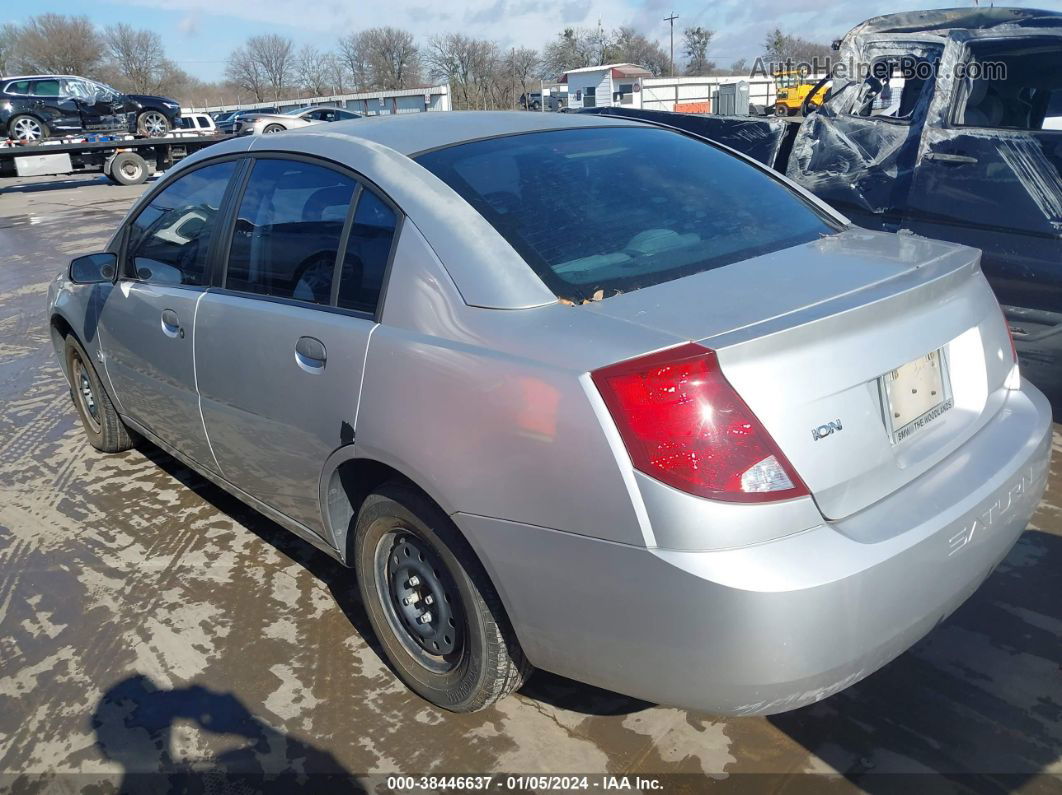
[
  {"xmin": 263, "ymin": 123, "xmax": 286, "ymax": 134},
  {"xmin": 354, "ymin": 481, "xmax": 531, "ymax": 712},
  {"xmin": 9, "ymin": 114, "xmax": 48, "ymax": 142},
  {"xmin": 64, "ymin": 335, "xmax": 135, "ymax": 453},
  {"xmin": 137, "ymin": 110, "xmax": 170, "ymax": 137}
]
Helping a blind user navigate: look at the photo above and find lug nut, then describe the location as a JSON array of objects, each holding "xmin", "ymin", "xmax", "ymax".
[
  {"xmin": 408, "ymin": 576, "xmax": 420, "ymax": 587},
  {"xmin": 418, "ymin": 612, "xmax": 432, "ymax": 624},
  {"xmin": 403, "ymin": 593, "xmax": 420, "ymax": 605},
  {"xmin": 423, "ymin": 594, "xmax": 434, "ymax": 605}
]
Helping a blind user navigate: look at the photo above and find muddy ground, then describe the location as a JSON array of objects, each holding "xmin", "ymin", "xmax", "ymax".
[{"xmin": 0, "ymin": 174, "xmax": 1059, "ymax": 792}]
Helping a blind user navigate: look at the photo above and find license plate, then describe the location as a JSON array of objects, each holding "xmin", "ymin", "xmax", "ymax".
[{"xmin": 880, "ymin": 350, "xmax": 952, "ymax": 444}]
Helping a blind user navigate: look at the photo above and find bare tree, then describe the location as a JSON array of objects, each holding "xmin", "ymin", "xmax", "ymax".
[
  {"xmin": 225, "ymin": 45, "xmax": 267, "ymax": 102},
  {"xmin": 762, "ymin": 28, "xmax": 832, "ymax": 71},
  {"xmin": 504, "ymin": 47, "xmax": 541, "ymax": 105},
  {"xmin": 12, "ymin": 14, "xmax": 104, "ymax": 76},
  {"xmin": 295, "ymin": 44, "xmax": 331, "ymax": 96},
  {"xmin": 337, "ymin": 31, "xmax": 372, "ymax": 91},
  {"xmin": 363, "ymin": 27, "xmax": 421, "ymax": 90},
  {"xmin": 0, "ymin": 23, "xmax": 19, "ymax": 76},
  {"xmin": 610, "ymin": 26, "xmax": 669, "ymax": 75},
  {"xmin": 252, "ymin": 34, "xmax": 294, "ymax": 100},
  {"xmin": 682, "ymin": 26, "xmax": 714, "ymax": 76},
  {"xmin": 104, "ymin": 24, "xmax": 168, "ymax": 93}
]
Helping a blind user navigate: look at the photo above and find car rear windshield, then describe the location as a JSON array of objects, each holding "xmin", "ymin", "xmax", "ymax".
[{"xmin": 416, "ymin": 126, "xmax": 842, "ymax": 302}]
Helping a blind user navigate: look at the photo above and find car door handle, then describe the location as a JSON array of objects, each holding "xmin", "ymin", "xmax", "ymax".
[
  {"xmin": 295, "ymin": 336, "xmax": 326, "ymax": 373},
  {"xmin": 161, "ymin": 309, "xmax": 184, "ymax": 338},
  {"xmin": 924, "ymin": 152, "xmax": 978, "ymax": 165}
]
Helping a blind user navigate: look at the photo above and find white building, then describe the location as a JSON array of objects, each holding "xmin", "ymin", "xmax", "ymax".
[{"xmin": 560, "ymin": 64, "xmax": 654, "ymax": 111}]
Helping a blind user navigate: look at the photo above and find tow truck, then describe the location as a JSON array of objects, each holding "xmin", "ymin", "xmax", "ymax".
[{"xmin": 0, "ymin": 130, "xmax": 228, "ymax": 186}]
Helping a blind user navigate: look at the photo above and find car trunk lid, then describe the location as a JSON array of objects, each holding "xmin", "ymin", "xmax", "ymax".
[{"xmin": 583, "ymin": 229, "xmax": 1014, "ymax": 520}]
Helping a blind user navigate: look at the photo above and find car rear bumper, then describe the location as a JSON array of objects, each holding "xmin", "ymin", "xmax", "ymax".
[{"xmin": 455, "ymin": 382, "xmax": 1052, "ymax": 715}]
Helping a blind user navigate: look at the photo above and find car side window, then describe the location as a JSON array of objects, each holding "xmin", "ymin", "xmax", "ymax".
[
  {"xmin": 851, "ymin": 55, "xmax": 937, "ymax": 122},
  {"xmin": 32, "ymin": 79, "xmax": 61, "ymax": 98},
  {"xmin": 957, "ymin": 39, "xmax": 1062, "ymax": 131},
  {"xmin": 126, "ymin": 160, "xmax": 237, "ymax": 286},
  {"xmin": 5, "ymin": 80, "xmax": 31, "ymax": 95},
  {"xmin": 337, "ymin": 188, "xmax": 398, "ymax": 313},
  {"xmin": 226, "ymin": 158, "xmax": 357, "ymax": 305}
]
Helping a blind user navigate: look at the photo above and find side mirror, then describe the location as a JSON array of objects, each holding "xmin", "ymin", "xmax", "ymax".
[{"xmin": 69, "ymin": 252, "xmax": 117, "ymax": 284}]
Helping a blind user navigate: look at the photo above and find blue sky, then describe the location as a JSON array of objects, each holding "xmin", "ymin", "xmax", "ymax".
[{"xmin": 5, "ymin": 0, "xmax": 1057, "ymax": 82}]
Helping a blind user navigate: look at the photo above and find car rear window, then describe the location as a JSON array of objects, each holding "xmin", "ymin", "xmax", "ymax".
[{"xmin": 416, "ymin": 126, "xmax": 841, "ymax": 302}]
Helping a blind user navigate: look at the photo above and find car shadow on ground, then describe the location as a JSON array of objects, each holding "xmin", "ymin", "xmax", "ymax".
[
  {"xmin": 141, "ymin": 445, "xmax": 648, "ymax": 719},
  {"xmin": 768, "ymin": 529, "xmax": 1062, "ymax": 791},
  {"xmin": 91, "ymin": 674, "xmax": 359, "ymax": 793}
]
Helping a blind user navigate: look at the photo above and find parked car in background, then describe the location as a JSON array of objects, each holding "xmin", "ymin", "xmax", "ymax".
[
  {"xmin": 215, "ymin": 108, "xmax": 278, "ymax": 135},
  {"xmin": 49, "ymin": 112, "xmax": 1051, "ymax": 716},
  {"xmin": 235, "ymin": 106, "xmax": 362, "ymax": 135},
  {"xmin": 178, "ymin": 112, "xmax": 216, "ymax": 134},
  {"xmin": 0, "ymin": 75, "xmax": 180, "ymax": 141}
]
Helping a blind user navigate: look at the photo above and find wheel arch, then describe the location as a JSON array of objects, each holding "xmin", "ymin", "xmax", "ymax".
[{"xmin": 319, "ymin": 446, "xmax": 462, "ymax": 566}]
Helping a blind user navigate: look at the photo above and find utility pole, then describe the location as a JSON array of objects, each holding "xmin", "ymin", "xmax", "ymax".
[{"xmin": 664, "ymin": 12, "xmax": 679, "ymax": 77}]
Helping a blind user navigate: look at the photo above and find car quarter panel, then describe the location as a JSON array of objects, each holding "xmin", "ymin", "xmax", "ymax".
[{"xmin": 353, "ymin": 220, "xmax": 692, "ymax": 547}]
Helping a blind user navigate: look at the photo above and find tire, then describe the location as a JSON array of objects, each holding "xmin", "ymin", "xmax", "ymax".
[
  {"xmin": 108, "ymin": 152, "xmax": 150, "ymax": 186},
  {"xmin": 263, "ymin": 123, "xmax": 286, "ymax": 134},
  {"xmin": 8, "ymin": 114, "xmax": 48, "ymax": 142},
  {"xmin": 354, "ymin": 481, "xmax": 531, "ymax": 712},
  {"xmin": 137, "ymin": 110, "xmax": 170, "ymax": 137},
  {"xmin": 774, "ymin": 103, "xmax": 789, "ymax": 117},
  {"xmin": 63, "ymin": 335, "xmax": 135, "ymax": 453}
]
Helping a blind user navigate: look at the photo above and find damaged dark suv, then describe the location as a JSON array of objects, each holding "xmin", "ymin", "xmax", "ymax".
[{"xmin": 1, "ymin": 75, "xmax": 181, "ymax": 141}]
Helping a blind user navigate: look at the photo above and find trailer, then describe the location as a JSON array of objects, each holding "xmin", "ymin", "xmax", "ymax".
[{"xmin": 0, "ymin": 133, "xmax": 229, "ymax": 186}]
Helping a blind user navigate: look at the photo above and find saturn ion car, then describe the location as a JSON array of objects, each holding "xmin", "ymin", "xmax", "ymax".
[
  {"xmin": 234, "ymin": 105, "xmax": 362, "ymax": 135},
  {"xmin": 48, "ymin": 112, "xmax": 1051, "ymax": 714}
]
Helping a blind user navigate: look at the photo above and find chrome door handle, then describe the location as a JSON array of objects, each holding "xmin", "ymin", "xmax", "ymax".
[
  {"xmin": 161, "ymin": 309, "xmax": 183, "ymax": 338},
  {"xmin": 924, "ymin": 152, "xmax": 978, "ymax": 165},
  {"xmin": 295, "ymin": 336, "xmax": 326, "ymax": 373}
]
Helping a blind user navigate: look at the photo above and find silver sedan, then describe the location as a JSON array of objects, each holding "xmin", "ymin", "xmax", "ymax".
[
  {"xmin": 236, "ymin": 105, "xmax": 362, "ymax": 135},
  {"xmin": 47, "ymin": 112, "xmax": 1052, "ymax": 714}
]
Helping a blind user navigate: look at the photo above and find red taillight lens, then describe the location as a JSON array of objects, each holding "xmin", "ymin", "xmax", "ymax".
[{"xmin": 592, "ymin": 343, "xmax": 808, "ymax": 503}]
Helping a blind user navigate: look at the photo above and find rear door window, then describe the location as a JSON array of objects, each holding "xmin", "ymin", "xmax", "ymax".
[
  {"xmin": 957, "ymin": 38, "xmax": 1062, "ymax": 130},
  {"xmin": 31, "ymin": 79, "xmax": 61, "ymax": 97},
  {"xmin": 126, "ymin": 160, "xmax": 237, "ymax": 286},
  {"xmin": 416, "ymin": 126, "xmax": 839, "ymax": 302},
  {"xmin": 337, "ymin": 189, "xmax": 398, "ymax": 313},
  {"xmin": 226, "ymin": 158, "xmax": 357, "ymax": 304}
]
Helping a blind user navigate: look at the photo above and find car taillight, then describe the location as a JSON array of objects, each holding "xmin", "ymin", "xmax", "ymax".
[
  {"xmin": 592, "ymin": 343, "xmax": 808, "ymax": 503},
  {"xmin": 998, "ymin": 303, "xmax": 1021, "ymax": 389}
]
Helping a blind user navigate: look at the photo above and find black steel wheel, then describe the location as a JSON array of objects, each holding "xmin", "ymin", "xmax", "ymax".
[
  {"xmin": 354, "ymin": 480, "xmax": 531, "ymax": 712},
  {"xmin": 63, "ymin": 335, "xmax": 135, "ymax": 453}
]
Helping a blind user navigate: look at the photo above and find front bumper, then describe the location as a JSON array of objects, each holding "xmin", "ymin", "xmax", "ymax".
[{"xmin": 456, "ymin": 383, "xmax": 1052, "ymax": 715}]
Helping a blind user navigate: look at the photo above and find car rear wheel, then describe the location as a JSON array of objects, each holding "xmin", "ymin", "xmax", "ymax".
[
  {"xmin": 263, "ymin": 123, "xmax": 286, "ymax": 134},
  {"xmin": 9, "ymin": 115, "xmax": 48, "ymax": 142},
  {"xmin": 64, "ymin": 335, "xmax": 135, "ymax": 453},
  {"xmin": 137, "ymin": 110, "xmax": 170, "ymax": 137},
  {"xmin": 774, "ymin": 103, "xmax": 789, "ymax": 117},
  {"xmin": 354, "ymin": 480, "xmax": 531, "ymax": 712}
]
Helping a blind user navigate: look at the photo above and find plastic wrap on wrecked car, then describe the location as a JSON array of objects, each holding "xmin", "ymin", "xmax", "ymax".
[{"xmin": 582, "ymin": 107, "xmax": 793, "ymax": 167}]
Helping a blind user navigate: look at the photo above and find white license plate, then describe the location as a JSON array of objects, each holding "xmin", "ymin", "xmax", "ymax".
[{"xmin": 880, "ymin": 350, "xmax": 953, "ymax": 444}]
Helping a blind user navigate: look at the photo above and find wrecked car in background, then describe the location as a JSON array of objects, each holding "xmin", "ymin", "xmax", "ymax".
[{"xmin": 591, "ymin": 8, "xmax": 1062, "ymax": 396}]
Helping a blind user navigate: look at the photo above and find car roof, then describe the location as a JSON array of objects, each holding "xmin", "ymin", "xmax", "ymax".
[{"xmin": 286, "ymin": 110, "xmax": 647, "ymax": 156}]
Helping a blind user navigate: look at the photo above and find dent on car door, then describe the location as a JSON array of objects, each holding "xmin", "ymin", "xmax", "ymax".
[
  {"xmin": 906, "ymin": 31, "xmax": 1062, "ymax": 334},
  {"xmin": 97, "ymin": 159, "xmax": 239, "ymax": 469},
  {"xmin": 786, "ymin": 43, "xmax": 942, "ymax": 229},
  {"xmin": 195, "ymin": 157, "xmax": 399, "ymax": 535}
]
